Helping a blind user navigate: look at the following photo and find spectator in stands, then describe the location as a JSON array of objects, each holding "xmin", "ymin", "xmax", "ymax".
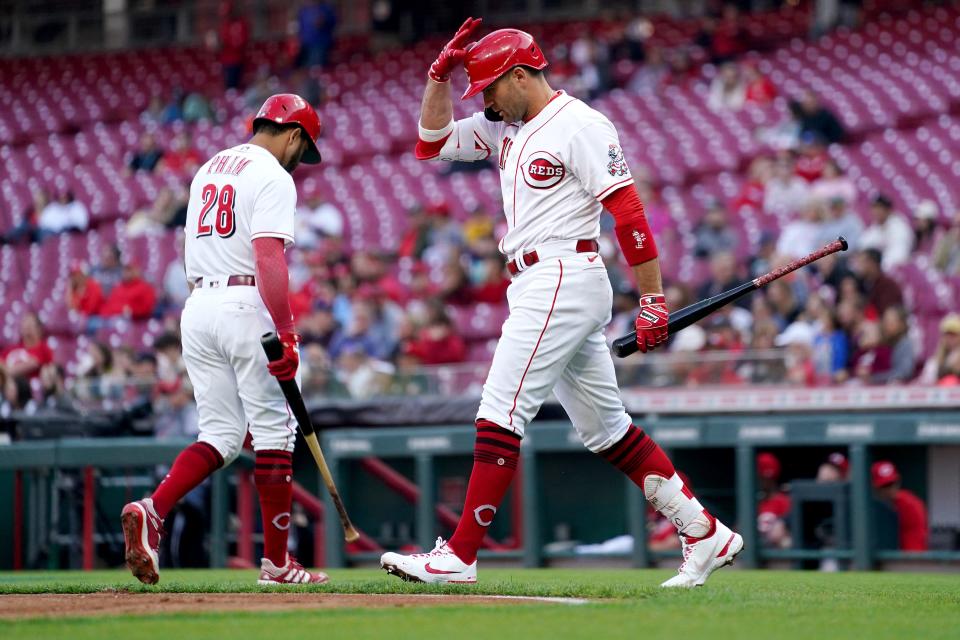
[
  {"xmin": 3, "ymin": 188, "xmax": 47, "ymax": 244},
  {"xmin": 218, "ymin": 1, "xmax": 250, "ymax": 89},
  {"xmin": 767, "ymin": 279, "xmax": 803, "ymax": 329},
  {"xmin": 327, "ymin": 301, "xmax": 379, "ymax": 360},
  {"xmin": 707, "ymin": 62, "xmax": 746, "ymax": 111},
  {"xmin": 244, "ymin": 68, "xmax": 280, "ymax": 109},
  {"xmin": 776, "ymin": 203, "xmax": 824, "ymax": 259},
  {"xmin": 757, "ymin": 452, "xmax": 792, "ymax": 549},
  {"xmin": 731, "ymin": 157, "xmax": 771, "ymax": 214},
  {"xmin": 816, "ymin": 452, "xmax": 849, "ymax": 482},
  {"xmin": 570, "ymin": 32, "xmax": 609, "ymax": 99},
  {"xmin": 181, "ymin": 90, "xmax": 212, "ymax": 124},
  {"xmin": 468, "ymin": 256, "xmax": 511, "ymax": 305},
  {"xmin": 919, "ymin": 313, "xmax": 960, "ymax": 385},
  {"xmin": 817, "ymin": 197, "xmax": 864, "ymax": 251},
  {"xmin": 853, "ymin": 248, "xmax": 904, "ymax": 316},
  {"xmin": 439, "ymin": 260, "xmax": 471, "ymax": 306},
  {"xmin": 0, "ymin": 370, "xmax": 34, "ymax": 417},
  {"xmin": 38, "ymin": 189, "xmax": 89, "ymax": 238},
  {"xmin": 160, "ymin": 87, "xmax": 185, "ymax": 124},
  {"xmin": 811, "ymin": 304, "xmax": 850, "ymax": 384},
  {"xmin": 128, "ymin": 133, "xmax": 164, "ymax": 174},
  {"xmin": 2, "ymin": 312, "xmax": 54, "ymax": 381},
  {"xmin": 776, "ymin": 321, "xmax": 817, "ymax": 386},
  {"xmin": 694, "ymin": 201, "xmax": 738, "ymax": 257},
  {"xmin": 810, "ymin": 159, "xmax": 857, "ymax": 206},
  {"xmin": 297, "ymin": 0, "xmax": 337, "ymax": 68},
  {"xmin": 74, "ymin": 341, "xmax": 125, "ymax": 402},
  {"xmin": 300, "ymin": 303, "xmax": 339, "ymax": 349},
  {"xmin": 877, "ymin": 306, "xmax": 916, "ymax": 384},
  {"xmin": 159, "ymin": 132, "xmax": 202, "ymax": 176},
  {"xmin": 296, "ymin": 188, "xmax": 344, "ymax": 248},
  {"xmin": 932, "ymin": 208, "xmax": 960, "ymax": 275},
  {"xmin": 627, "ymin": 46, "xmax": 668, "ymax": 94},
  {"xmin": 871, "ymin": 460, "xmax": 928, "ymax": 552},
  {"xmin": 698, "ymin": 250, "xmax": 747, "ymax": 308},
  {"xmin": 861, "ymin": 194, "xmax": 913, "ymax": 270},
  {"xmin": 140, "ymin": 95, "xmax": 166, "ymax": 125},
  {"xmin": 794, "ymin": 135, "xmax": 829, "ymax": 182},
  {"xmin": 743, "ymin": 62, "xmax": 776, "ymax": 105},
  {"xmin": 38, "ymin": 363, "xmax": 72, "ymax": 412},
  {"xmin": 796, "ymin": 91, "xmax": 845, "ymax": 144},
  {"xmin": 291, "ymin": 68, "xmax": 325, "ymax": 107},
  {"xmin": 335, "ymin": 344, "xmax": 391, "ymax": 399},
  {"xmin": 99, "ymin": 262, "xmax": 158, "ymax": 321},
  {"xmin": 301, "ymin": 343, "xmax": 348, "ymax": 396},
  {"xmin": 697, "ymin": 6, "xmax": 746, "ymax": 64},
  {"xmin": 912, "ymin": 200, "xmax": 940, "ymax": 254},
  {"xmin": 398, "ymin": 205, "xmax": 432, "ymax": 259},
  {"xmin": 91, "ymin": 246, "xmax": 124, "ymax": 295},
  {"xmin": 936, "ymin": 349, "xmax": 960, "ymax": 386},
  {"xmin": 764, "ymin": 153, "xmax": 809, "ymax": 218},
  {"xmin": 851, "ymin": 321, "xmax": 892, "ymax": 384},
  {"xmin": 126, "ymin": 187, "xmax": 188, "ymax": 237},
  {"xmin": 403, "ymin": 308, "xmax": 467, "ymax": 365},
  {"xmin": 66, "ymin": 262, "xmax": 104, "ymax": 317},
  {"xmin": 664, "ymin": 48, "xmax": 698, "ymax": 88}
]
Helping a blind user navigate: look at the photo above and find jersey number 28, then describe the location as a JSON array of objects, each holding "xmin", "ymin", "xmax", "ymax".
[{"xmin": 197, "ymin": 183, "xmax": 237, "ymax": 239}]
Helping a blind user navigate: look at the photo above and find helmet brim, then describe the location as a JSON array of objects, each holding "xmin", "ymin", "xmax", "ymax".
[
  {"xmin": 462, "ymin": 77, "xmax": 495, "ymax": 101},
  {"xmin": 302, "ymin": 138, "xmax": 322, "ymax": 164}
]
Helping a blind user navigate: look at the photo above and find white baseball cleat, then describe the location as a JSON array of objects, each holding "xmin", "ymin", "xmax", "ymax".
[
  {"xmin": 258, "ymin": 555, "xmax": 330, "ymax": 585},
  {"xmin": 661, "ymin": 519, "xmax": 744, "ymax": 588},
  {"xmin": 380, "ymin": 537, "xmax": 477, "ymax": 584}
]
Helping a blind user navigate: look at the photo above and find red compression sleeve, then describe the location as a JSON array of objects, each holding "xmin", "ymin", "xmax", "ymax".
[
  {"xmin": 253, "ymin": 237, "xmax": 295, "ymax": 333},
  {"xmin": 602, "ymin": 185, "xmax": 659, "ymax": 265}
]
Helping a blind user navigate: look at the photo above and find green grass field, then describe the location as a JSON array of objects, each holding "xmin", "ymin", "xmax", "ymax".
[{"xmin": 3, "ymin": 568, "xmax": 959, "ymax": 640}]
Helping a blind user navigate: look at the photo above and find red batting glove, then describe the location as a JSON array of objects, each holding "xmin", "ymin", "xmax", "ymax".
[
  {"xmin": 267, "ymin": 331, "xmax": 301, "ymax": 381},
  {"xmin": 429, "ymin": 17, "xmax": 483, "ymax": 83},
  {"xmin": 635, "ymin": 294, "xmax": 669, "ymax": 353}
]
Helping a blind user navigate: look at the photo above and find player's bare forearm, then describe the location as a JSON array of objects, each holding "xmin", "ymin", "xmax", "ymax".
[
  {"xmin": 632, "ymin": 258, "xmax": 664, "ymax": 296},
  {"xmin": 420, "ymin": 79, "xmax": 454, "ymax": 130}
]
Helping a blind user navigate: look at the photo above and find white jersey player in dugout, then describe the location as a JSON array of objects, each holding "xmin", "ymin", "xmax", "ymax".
[
  {"xmin": 380, "ymin": 19, "xmax": 743, "ymax": 587},
  {"xmin": 120, "ymin": 94, "xmax": 329, "ymax": 586}
]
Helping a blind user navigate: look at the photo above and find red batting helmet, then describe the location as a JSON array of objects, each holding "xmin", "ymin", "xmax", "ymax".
[
  {"xmin": 461, "ymin": 29, "xmax": 548, "ymax": 100},
  {"xmin": 253, "ymin": 93, "xmax": 322, "ymax": 164}
]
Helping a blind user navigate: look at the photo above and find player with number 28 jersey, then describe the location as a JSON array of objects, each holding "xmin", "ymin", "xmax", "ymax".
[{"xmin": 120, "ymin": 94, "xmax": 329, "ymax": 588}]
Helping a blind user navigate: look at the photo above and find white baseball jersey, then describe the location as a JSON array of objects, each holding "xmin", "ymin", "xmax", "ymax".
[
  {"xmin": 425, "ymin": 89, "xmax": 637, "ymax": 449},
  {"xmin": 179, "ymin": 143, "xmax": 300, "ymax": 461},
  {"xmin": 185, "ymin": 144, "xmax": 297, "ymax": 281},
  {"xmin": 435, "ymin": 91, "xmax": 634, "ymax": 257}
]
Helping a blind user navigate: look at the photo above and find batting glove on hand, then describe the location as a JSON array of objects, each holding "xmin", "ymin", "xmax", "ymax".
[
  {"xmin": 267, "ymin": 331, "xmax": 301, "ymax": 381},
  {"xmin": 429, "ymin": 17, "xmax": 482, "ymax": 83},
  {"xmin": 635, "ymin": 294, "xmax": 669, "ymax": 353}
]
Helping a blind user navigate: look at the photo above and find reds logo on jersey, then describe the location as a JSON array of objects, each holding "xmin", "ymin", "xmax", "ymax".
[{"xmin": 522, "ymin": 151, "xmax": 565, "ymax": 189}]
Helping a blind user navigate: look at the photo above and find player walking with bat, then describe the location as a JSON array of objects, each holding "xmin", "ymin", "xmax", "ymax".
[
  {"xmin": 379, "ymin": 18, "xmax": 742, "ymax": 587},
  {"xmin": 120, "ymin": 94, "xmax": 329, "ymax": 586}
]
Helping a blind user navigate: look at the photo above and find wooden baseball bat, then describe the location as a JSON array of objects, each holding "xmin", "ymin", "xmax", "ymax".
[
  {"xmin": 613, "ymin": 237, "xmax": 849, "ymax": 358},
  {"xmin": 261, "ymin": 333, "xmax": 360, "ymax": 543}
]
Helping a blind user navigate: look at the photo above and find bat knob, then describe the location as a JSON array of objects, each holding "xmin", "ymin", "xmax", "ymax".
[{"xmin": 838, "ymin": 236, "xmax": 849, "ymax": 251}]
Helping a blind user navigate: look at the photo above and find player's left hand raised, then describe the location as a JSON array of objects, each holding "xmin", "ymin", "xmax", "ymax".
[
  {"xmin": 635, "ymin": 294, "xmax": 669, "ymax": 353},
  {"xmin": 267, "ymin": 331, "xmax": 301, "ymax": 381}
]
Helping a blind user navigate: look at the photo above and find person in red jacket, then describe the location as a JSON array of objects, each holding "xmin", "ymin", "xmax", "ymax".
[
  {"xmin": 100, "ymin": 262, "xmax": 157, "ymax": 320},
  {"xmin": 757, "ymin": 452, "xmax": 792, "ymax": 548},
  {"xmin": 2, "ymin": 312, "xmax": 54, "ymax": 380},
  {"xmin": 871, "ymin": 460, "xmax": 929, "ymax": 552},
  {"xmin": 403, "ymin": 309, "xmax": 466, "ymax": 365},
  {"xmin": 66, "ymin": 262, "xmax": 105, "ymax": 316},
  {"xmin": 219, "ymin": 0, "xmax": 250, "ymax": 89}
]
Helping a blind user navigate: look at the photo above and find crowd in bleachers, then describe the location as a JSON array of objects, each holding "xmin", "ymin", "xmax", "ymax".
[{"xmin": 2, "ymin": 2, "xmax": 960, "ymax": 422}]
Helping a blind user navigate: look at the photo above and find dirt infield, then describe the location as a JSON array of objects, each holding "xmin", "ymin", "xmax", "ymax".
[{"xmin": 1, "ymin": 592, "xmax": 587, "ymax": 619}]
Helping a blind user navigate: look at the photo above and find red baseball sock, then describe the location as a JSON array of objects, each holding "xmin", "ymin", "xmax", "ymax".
[
  {"xmin": 151, "ymin": 442, "xmax": 223, "ymax": 519},
  {"xmin": 255, "ymin": 450, "xmax": 293, "ymax": 567},
  {"xmin": 599, "ymin": 425, "xmax": 715, "ymax": 539},
  {"xmin": 447, "ymin": 420, "xmax": 521, "ymax": 564}
]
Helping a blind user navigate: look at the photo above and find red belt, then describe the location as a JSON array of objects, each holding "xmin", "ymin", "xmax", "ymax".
[
  {"xmin": 506, "ymin": 239, "xmax": 599, "ymax": 276},
  {"xmin": 194, "ymin": 275, "xmax": 256, "ymax": 288}
]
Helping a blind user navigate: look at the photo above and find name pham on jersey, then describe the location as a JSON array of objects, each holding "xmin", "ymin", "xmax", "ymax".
[{"xmin": 207, "ymin": 154, "xmax": 253, "ymax": 176}]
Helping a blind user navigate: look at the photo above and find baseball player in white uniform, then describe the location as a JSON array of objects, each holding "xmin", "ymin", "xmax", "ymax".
[
  {"xmin": 121, "ymin": 94, "xmax": 329, "ymax": 586},
  {"xmin": 380, "ymin": 19, "xmax": 743, "ymax": 587}
]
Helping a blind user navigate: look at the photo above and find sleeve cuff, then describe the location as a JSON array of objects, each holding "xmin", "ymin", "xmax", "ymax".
[{"xmin": 418, "ymin": 119, "xmax": 455, "ymax": 142}]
